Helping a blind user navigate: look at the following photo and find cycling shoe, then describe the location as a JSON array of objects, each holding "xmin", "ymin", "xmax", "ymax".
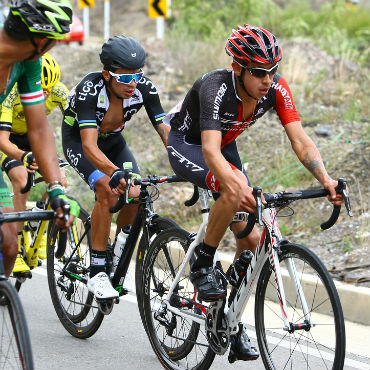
[
  {"xmin": 190, "ymin": 266, "xmax": 226, "ymax": 302},
  {"xmin": 228, "ymin": 322, "xmax": 259, "ymax": 363}
]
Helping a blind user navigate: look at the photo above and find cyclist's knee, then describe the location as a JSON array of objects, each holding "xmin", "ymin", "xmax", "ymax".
[
  {"xmin": 218, "ymin": 186, "xmax": 241, "ymax": 211},
  {"xmin": 231, "ymin": 223, "xmax": 260, "ymax": 251},
  {"xmin": 95, "ymin": 185, "xmax": 119, "ymax": 208},
  {"xmin": 9, "ymin": 167, "xmax": 28, "ymax": 192}
]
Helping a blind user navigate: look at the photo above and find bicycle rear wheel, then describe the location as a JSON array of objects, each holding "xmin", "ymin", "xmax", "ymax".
[
  {"xmin": 255, "ymin": 242, "xmax": 345, "ymax": 370},
  {"xmin": 0, "ymin": 280, "xmax": 34, "ymax": 369},
  {"xmin": 142, "ymin": 228, "xmax": 215, "ymax": 370},
  {"xmin": 47, "ymin": 207, "xmax": 104, "ymax": 339}
]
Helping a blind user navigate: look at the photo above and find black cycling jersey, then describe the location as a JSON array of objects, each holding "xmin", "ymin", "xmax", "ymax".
[
  {"xmin": 63, "ymin": 72, "xmax": 166, "ymax": 136},
  {"xmin": 62, "ymin": 71, "xmax": 165, "ymax": 191},
  {"xmin": 167, "ymin": 68, "xmax": 300, "ymax": 148}
]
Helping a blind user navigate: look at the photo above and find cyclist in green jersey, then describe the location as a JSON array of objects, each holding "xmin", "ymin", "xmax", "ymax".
[
  {"xmin": 0, "ymin": 0, "xmax": 79, "ymax": 276},
  {"xmin": 0, "ymin": 53, "xmax": 69, "ymax": 272}
]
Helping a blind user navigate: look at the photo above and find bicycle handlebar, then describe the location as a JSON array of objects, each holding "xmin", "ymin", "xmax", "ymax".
[
  {"xmin": 109, "ymin": 173, "xmax": 185, "ymax": 213},
  {"xmin": 20, "ymin": 172, "xmax": 35, "ymax": 194},
  {"xmin": 20, "ymin": 159, "xmax": 70, "ymax": 194},
  {"xmin": 184, "ymin": 186, "xmax": 199, "ymax": 207},
  {"xmin": 0, "ymin": 210, "xmax": 55, "ymax": 224},
  {"xmin": 237, "ymin": 178, "xmax": 352, "ymax": 239}
]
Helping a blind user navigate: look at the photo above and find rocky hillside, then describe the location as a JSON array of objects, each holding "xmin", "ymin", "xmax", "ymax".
[{"xmin": 47, "ymin": 0, "xmax": 369, "ymax": 287}]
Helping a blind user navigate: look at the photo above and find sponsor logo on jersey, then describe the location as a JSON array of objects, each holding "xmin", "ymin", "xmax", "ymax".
[
  {"xmin": 213, "ymin": 83, "xmax": 227, "ymax": 120},
  {"xmin": 271, "ymin": 81, "xmax": 294, "ymax": 109}
]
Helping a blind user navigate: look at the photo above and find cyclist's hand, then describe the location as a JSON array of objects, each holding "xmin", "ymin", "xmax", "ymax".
[
  {"xmin": 48, "ymin": 182, "xmax": 80, "ymax": 231},
  {"xmin": 324, "ymin": 178, "xmax": 346, "ymax": 206},
  {"xmin": 109, "ymin": 169, "xmax": 127, "ymax": 195},
  {"xmin": 234, "ymin": 171, "xmax": 256, "ymax": 213},
  {"xmin": 50, "ymin": 195, "xmax": 80, "ymax": 231},
  {"xmin": 21, "ymin": 151, "xmax": 38, "ymax": 173}
]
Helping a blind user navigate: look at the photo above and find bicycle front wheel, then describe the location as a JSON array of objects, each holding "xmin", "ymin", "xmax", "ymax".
[
  {"xmin": 142, "ymin": 228, "xmax": 215, "ymax": 370},
  {"xmin": 255, "ymin": 242, "xmax": 345, "ymax": 370},
  {"xmin": 47, "ymin": 207, "xmax": 104, "ymax": 339},
  {"xmin": 136, "ymin": 216, "xmax": 179, "ymax": 323},
  {"xmin": 0, "ymin": 280, "xmax": 34, "ymax": 369}
]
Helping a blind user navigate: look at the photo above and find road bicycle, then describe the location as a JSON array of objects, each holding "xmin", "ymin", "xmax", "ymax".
[
  {"xmin": 10, "ymin": 160, "xmax": 70, "ymax": 292},
  {"xmin": 46, "ymin": 167, "xmax": 183, "ymax": 339},
  {"xmin": 141, "ymin": 178, "xmax": 352, "ymax": 370},
  {"xmin": 0, "ymin": 207, "xmax": 55, "ymax": 370}
]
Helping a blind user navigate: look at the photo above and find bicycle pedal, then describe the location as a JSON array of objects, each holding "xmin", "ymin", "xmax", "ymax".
[{"xmin": 97, "ymin": 298, "xmax": 115, "ymax": 315}]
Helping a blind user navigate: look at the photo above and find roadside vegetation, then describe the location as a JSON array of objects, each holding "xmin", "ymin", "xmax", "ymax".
[{"xmin": 18, "ymin": 0, "xmax": 368, "ymax": 268}]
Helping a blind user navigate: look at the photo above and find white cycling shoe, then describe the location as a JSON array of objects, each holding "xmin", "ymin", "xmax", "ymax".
[{"xmin": 87, "ymin": 272, "xmax": 119, "ymax": 299}]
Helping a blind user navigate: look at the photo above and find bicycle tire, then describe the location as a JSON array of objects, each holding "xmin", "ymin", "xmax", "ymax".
[
  {"xmin": 255, "ymin": 242, "xmax": 345, "ymax": 370},
  {"xmin": 0, "ymin": 280, "xmax": 34, "ymax": 369},
  {"xmin": 135, "ymin": 216, "xmax": 179, "ymax": 323},
  {"xmin": 47, "ymin": 207, "xmax": 104, "ymax": 339},
  {"xmin": 142, "ymin": 227, "xmax": 215, "ymax": 370}
]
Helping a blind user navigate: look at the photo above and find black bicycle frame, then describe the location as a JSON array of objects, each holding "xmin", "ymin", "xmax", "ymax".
[{"xmin": 111, "ymin": 184, "xmax": 156, "ymax": 291}]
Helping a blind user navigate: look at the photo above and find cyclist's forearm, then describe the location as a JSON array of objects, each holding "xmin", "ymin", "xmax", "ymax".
[
  {"xmin": 28, "ymin": 127, "xmax": 61, "ymax": 183},
  {"xmin": 83, "ymin": 142, "xmax": 118, "ymax": 177},
  {"xmin": 156, "ymin": 123, "xmax": 170, "ymax": 148},
  {"xmin": 0, "ymin": 135, "xmax": 23, "ymax": 160},
  {"xmin": 292, "ymin": 140, "xmax": 331, "ymax": 185}
]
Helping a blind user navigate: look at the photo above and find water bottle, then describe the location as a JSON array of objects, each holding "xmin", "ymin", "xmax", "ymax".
[
  {"xmin": 227, "ymin": 250, "xmax": 253, "ymax": 306},
  {"xmin": 112, "ymin": 224, "xmax": 131, "ymax": 273},
  {"xmin": 28, "ymin": 200, "xmax": 45, "ymax": 230}
]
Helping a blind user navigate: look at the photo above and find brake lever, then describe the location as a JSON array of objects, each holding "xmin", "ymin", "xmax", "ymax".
[
  {"xmin": 254, "ymin": 187, "xmax": 264, "ymax": 226},
  {"xmin": 337, "ymin": 178, "xmax": 353, "ymax": 217}
]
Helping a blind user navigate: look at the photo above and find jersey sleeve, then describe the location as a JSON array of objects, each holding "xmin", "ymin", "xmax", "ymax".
[
  {"xmin": 272, "ymin": 76, "xmax": 300, "ymax": 125},
  {"xmin": 0, "ymin": 85, "xmax": 18, "ymax": 131},
  {"xmin": 141, "ymin": 77, "xmax": 166, "ymax": 127},
  {"xmin": 17, "ymin": 60, "xmax": 44, "ymax": 106}
]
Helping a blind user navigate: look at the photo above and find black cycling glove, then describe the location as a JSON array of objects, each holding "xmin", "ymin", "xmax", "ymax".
[{"xmin": 109, "ymin": 169, "xmax": 127, "ymax": 189}]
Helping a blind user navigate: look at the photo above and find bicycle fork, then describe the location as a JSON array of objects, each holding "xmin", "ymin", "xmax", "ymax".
[{"xmin": 271, "ymin": 240, "xmax": 315, "ymax": 333}]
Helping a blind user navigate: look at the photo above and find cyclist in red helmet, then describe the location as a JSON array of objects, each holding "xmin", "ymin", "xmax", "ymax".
[
  {"xmin": 165, "ymin": 24, "xmax": 344, "ymax": 363},
  {"xmin": 0, "ymin": 0, "xmax": 79, "ymax": 276}
]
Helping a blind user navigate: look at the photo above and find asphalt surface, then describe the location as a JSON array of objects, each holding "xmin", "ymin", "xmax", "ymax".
[{"xmin": 15, "ymin": 265, "xmax": 369, "ymax": 370}]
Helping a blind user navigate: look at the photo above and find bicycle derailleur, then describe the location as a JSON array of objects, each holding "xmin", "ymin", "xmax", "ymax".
[{"xmin": 205, "ymin": 299, "xmax": 230, "ymax": 355}]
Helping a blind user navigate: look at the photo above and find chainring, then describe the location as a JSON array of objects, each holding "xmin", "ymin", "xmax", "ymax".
[{"xmin": 205, "ymin": 299, "xmax": 230, "ymax": 355}]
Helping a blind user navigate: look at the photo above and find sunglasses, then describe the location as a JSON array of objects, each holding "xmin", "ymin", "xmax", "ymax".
[
  {"xmin": 245, "ymin": 64, "xmax": 279, "ymax": 78},
  {"xmin": 109, "ymin": 70, "xmax": 144, "ymax": 84}
]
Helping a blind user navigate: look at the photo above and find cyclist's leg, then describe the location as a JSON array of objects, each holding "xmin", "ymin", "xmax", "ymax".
[
  {"xmin": 63, "ymin": 132, "xmax": 118, "ymax": 298},
  {"xmin": 168, "ymin": 133, "xmax": 259, "ymax": 360},
  {"xmin": 221, "ymin": 141, "xmax": 259, "ymax": 259},
  {"xmin": 168, "ymin": 131, "xmax": 227, "ymax": 301},
  {"xmin": 0, "ymin": 169, "xmax": 18, "ymax": 276},
  {"xmin": 109, "ymin": 137, "xmax": 140, "ymax": 234},
  {"xmin": 220, "ymin": 141, "xmax": 259, "ymax": 361},
  {"xmin": 5, "ymin": 160, "xmax": 29, "ymax": 232}
]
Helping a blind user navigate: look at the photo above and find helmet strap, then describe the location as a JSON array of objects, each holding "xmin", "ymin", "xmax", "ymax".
[
  {"xmin": 25, "ymin": 37, "xmax": 54, "ymax": 61},
  {"xmin": 237, "ymin": 68, "xmax": 258, "ymax": 101}
]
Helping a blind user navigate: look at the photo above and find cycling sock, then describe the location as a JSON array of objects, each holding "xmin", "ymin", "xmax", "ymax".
[
  {"xmin": 90, "ymin": 249, "xmax": 107, "ymax": 277},
  {"xmin": 192, "ymin": 242, "xmax": 217, "ymax": 271}
]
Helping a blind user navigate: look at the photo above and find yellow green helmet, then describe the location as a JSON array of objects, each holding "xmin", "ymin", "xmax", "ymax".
[{"xmin": 9, "ymin": 0, "xmax": 73, "ymax": 39}]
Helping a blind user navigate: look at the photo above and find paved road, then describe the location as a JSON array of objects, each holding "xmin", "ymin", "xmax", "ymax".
[{"xmin": 17, "ymin": 266, "xmax": 370, "ymax": 370}]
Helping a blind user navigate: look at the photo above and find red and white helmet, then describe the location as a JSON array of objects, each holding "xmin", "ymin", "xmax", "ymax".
[{"xmin": 225, "ymin": 24, "xmax": 282, "ymax": 66}]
